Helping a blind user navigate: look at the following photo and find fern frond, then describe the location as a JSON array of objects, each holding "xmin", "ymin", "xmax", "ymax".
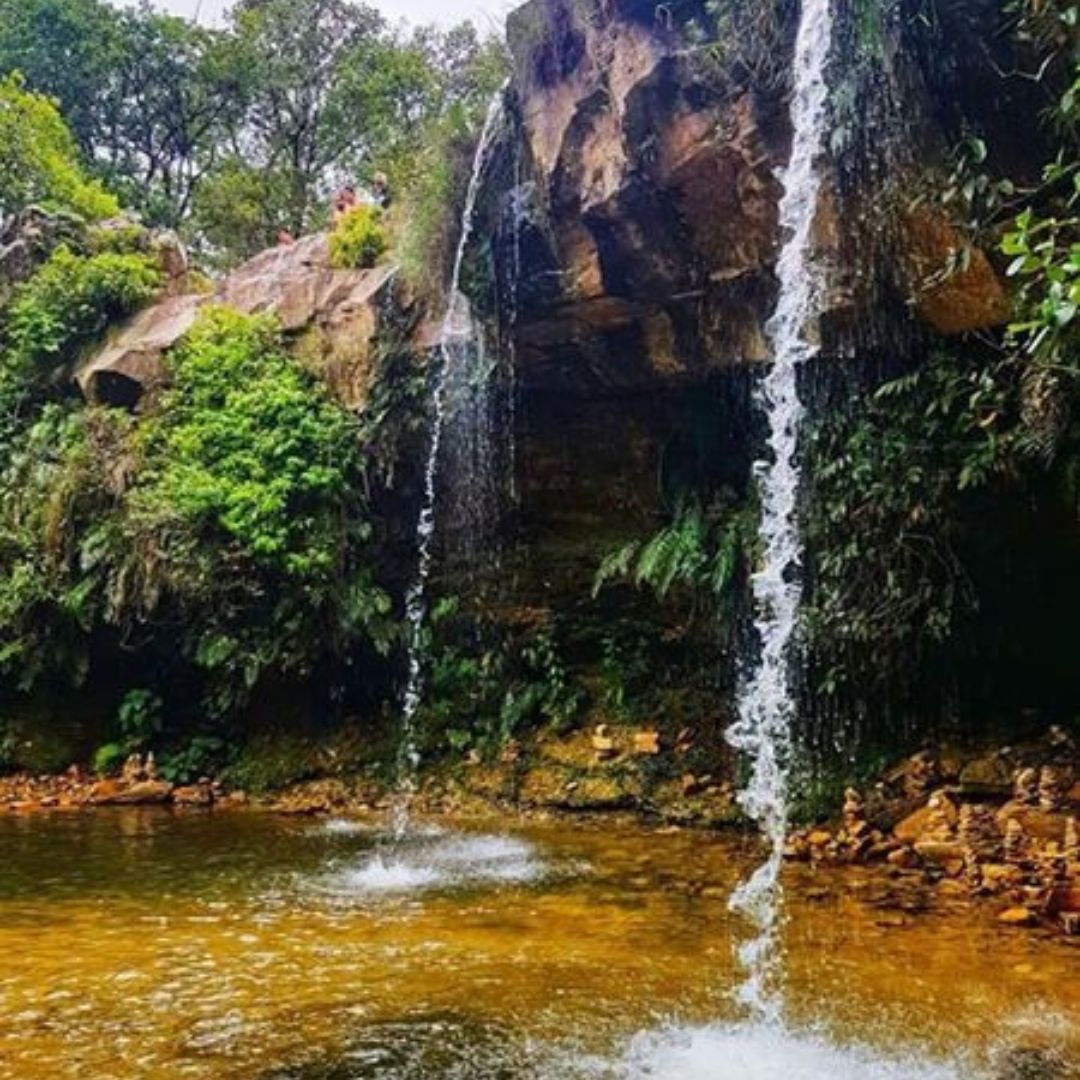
[{"xmin": 592, "ymin": 540, "xmax": 641, "ymax": 597}]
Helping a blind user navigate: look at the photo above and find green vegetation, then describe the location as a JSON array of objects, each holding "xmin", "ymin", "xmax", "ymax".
[
  {"xmin": 802, "ymin": 355, "xmax": 1010, "ymax": 700},
  {"xmin": 791, "ymin": 0, "xmax": 1080, "ymax": 737},
  {"xmin": 92, "ymin": 689, "xmax": 164, "ymax": 775},
  {"xmin": 118, "ymin": 307, "xmax": 395, "ymax": 716},
  {"xmin": 0, "ymin": 0, "xmax": 505, "ymax": 774},
  {"xmin": 0, "ymin": 0, "xmax": 506, "ymax": 268},
  {"xmin": 0, "ymin": 287, "xmax": 404, "ymax": 767},
  {"xmin": 329, "ymin": 205, "xmax": 388, "ymax": 269},
  {"xmin": 419, "ymin": 599, "xmax": 584, "ymax": 761},
  {"xmin": 0, "ymin": 74, "xmax": 118, "ymax": 222},
  {"xmin": 0, "ymin": 246, "xmax": 161, "ymax": 434},
  {"xmin": 593, "ymin": 496, "xmax": 756, "ymax": 628}
]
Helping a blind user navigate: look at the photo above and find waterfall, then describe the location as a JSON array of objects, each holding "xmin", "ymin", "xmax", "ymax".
[
  {"xmin": 391, "ymin": 88, "xmax": 507, "ymax": 839},
  {"xmin": 725, "ymin": 0, "xmax": 834, "ymax": 1023}
]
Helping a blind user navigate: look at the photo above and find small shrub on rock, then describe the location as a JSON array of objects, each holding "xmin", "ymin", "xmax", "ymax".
[{"xmin": 329, "ymin": 205, "xmax": 387, "ymax": 269}]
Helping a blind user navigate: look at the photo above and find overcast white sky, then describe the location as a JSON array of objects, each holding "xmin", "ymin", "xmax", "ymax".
[{"xmin": 116, "ymin": 0, "xmax": 511, "ymax": 31}]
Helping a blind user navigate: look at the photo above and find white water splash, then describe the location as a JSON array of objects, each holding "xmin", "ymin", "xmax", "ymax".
[
  {"xmin": 334, "ymin": 834, "xmax": 542, "ymax": 896},
  {"xmin": 725, "ymin": 0, "xmax": 834, "ymax": 1023},
  {"xmin": 392, "ymin": 88, "xmax": 508, "ymax": 839},
  {"xmin": 613, "ymin": 1023, "xmax": 973, "ymax": 1080}
]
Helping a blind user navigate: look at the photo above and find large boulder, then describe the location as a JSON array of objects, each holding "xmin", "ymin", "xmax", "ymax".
[
  {"xmin": 899, "ymin": 208, "xmax": 1010, "ymax": 336},
  {"xmin": 77, "ymin": 234, "xmax": 399, "ymax": 409}
]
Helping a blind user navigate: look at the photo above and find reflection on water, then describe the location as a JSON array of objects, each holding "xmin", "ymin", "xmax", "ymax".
[{"xmin": 0, "ymin": 809, "xmax": 1077, "ymax": 1079}]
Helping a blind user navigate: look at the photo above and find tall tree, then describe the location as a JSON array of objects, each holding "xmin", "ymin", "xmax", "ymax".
[
  {"xmin": 101, "ymin": 6, "xmax": 249, "ymax": 225},
  {"xmin": 0, "ymin": 0, "xmax": 121, "ymax": 156},
  {"xmin": 0, "ymin": 73, "xmax": 118, "ymax": 224},
  {"xmin": 229, "ymin": 0, "xmax": 390, "ymax": 232}
]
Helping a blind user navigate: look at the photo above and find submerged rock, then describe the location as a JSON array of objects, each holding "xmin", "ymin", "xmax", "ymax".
[{"xmin": 997, "ymin": 906, "xmax": 1038, "ymax": 927}]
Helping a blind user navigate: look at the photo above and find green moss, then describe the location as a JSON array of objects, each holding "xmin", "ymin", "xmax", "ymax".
[{"xmin": 223, "ymin": 732, "xmax": 324, "ymax": 794}]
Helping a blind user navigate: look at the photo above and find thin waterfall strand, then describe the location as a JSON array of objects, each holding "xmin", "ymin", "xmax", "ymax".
[
  {"xmin": 725, "ymin": 0, "xmax": 834, "ymax": 1023},
  {"xmin": 392, "ymin": 88, "xmax": 507, "ymax": 839}
]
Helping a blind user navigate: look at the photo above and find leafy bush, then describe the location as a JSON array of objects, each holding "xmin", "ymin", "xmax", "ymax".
[
  {"xmin": 0, "ymin": 73, "xmax": 118, "ymax": 222},
  {"xmin": 0, "ymin": 404, "xmax": 122, "ymax": 690},
  {"xmin": 124, "ymin": 306, "xmax": 396, "ymax": 714},
  {"xmin": 801, "ymin": 356, "xmax": 1004, "ymax": 698},
  {"xmin": 0, "ymin": 305, "xmax": 398, "ymax": 729},
  {"xmin": 92, "ymin": 689, "xmax": 163, "ymax": 775},
  {"xmin": 423, "ymin": 599, "xmax": 583, "ymax": 760},
  {"xmin": 158, "ymin": 735, "xmax": 228, "ymax": 785},
  {"xmin": 328, "ymin": 204, "xmax": 388, "ymax": 269},
  {"xmin": 0, "ymin": 246, "xmax": 161, "ymax": 434}
]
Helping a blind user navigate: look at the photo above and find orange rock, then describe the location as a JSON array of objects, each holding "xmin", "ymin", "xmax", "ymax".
[
  {"xmin": 98, "ymin": 780, "xmax": 173, "ymax": 806},
  {"xmin": 172, "ymin": 784, "xmax": 213, "ymax": 807},
  {"xmin": 998, "ymin": 906, "xmax": 1038, "ymax": 927},
  {"xmin": 913, "ymin": 839, "xmax": 965, "ymax": 865},
  {"xmin": 900, "ymin": 208, "xmax": 1010, "ymax": 335},
  {"xmin": 591, "ymin": 725, "xmax": 617, "ymax": 760},
  {"xmin": 937, "ymin": 879, "xmax": 968, "ymax": 898},
  {"xmin": 887, "ymin": 846, "xmax": 918, "ymax": 869},
  {"xmin": 632, "ymin": 729, "xmax": 660, "ymax": 756},
  {"xmin": 88, "ymin": 779, "xmax": 125, "ymax": 804},
  {"xmin": 894, "ymin": 797, "xmax": 958, "ymax": 844},
  {"xmin": 996, "ymin": 804, "xmax": 1067, "ymax": 843},
  {"xmin": 808, "ymin": 830, "xmax": 833, "ymax": 848},
  {"xmin": 980, "ymin": 863, "xmax": 1024, "ymax": 890}
]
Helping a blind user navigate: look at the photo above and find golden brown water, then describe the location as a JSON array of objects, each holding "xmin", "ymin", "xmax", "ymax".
[{"xmin": 0, "ymin": 810, "xmax": 1076, "ymax": 1079}]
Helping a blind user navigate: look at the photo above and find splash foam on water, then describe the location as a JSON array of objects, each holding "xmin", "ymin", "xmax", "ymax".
[
  {"xmin": 333, "ymin": 834, "xmax": 543, "ymax": 896},
  {"xmin": 320, "ymin": 818, "xmax": 371, "ymax": 836},
  {"xmin": 614, "ymin": 1023, "xmax": 974, "ymax": 1080},
  {"xmin": 724, "ymin": 0, "xmax": 834, "ymax": 1024}
]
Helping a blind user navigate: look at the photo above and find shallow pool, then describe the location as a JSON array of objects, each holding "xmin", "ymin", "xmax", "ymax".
[{"xmin": 0, "ymin": 809, "xmax": 1075, "ymax": 1078}]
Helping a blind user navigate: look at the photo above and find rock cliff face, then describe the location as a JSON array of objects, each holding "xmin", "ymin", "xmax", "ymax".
[
  {"xmin": 498, "ymin": 0, "xmax": 1024, "ymax": 398},
  {"xmin": 427, "ymin": 0, "xmax": 1061, "ymax": 737},
  {"xmin": 503, "ymin": 0, "xmax": 787, "ymax": 393}
]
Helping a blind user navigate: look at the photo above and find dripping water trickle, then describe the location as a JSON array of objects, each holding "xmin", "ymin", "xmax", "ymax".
[
  {"xmin": 391, "ymin": 87, "xmax": 507, "ymax": 840},
  {"xmin": 725, "ymin": 0, "xmax": 834, "ymax": 1024}
]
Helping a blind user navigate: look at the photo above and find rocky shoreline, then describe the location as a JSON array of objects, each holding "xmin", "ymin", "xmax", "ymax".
[
  {"xmin": 4, "ymin": 725, "xmax": 1079, "ymax": 938},
  {"xmin": 787, "ymin": 727, "xmax": 1080, "ymax": 937}
]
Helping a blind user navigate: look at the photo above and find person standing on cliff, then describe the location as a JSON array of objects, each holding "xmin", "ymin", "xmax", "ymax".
[
  {"xmin": 371, "ymin": 171, "xmax": 392, "ymax": 210},
  {"xmin": 331, "ymin": 184, "xmax": 358, "ymax": 222}
]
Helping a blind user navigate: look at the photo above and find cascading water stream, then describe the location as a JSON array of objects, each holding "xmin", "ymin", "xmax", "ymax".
[
  {"xmin": 391, "ymin": 88, "xmax": 507, "ymax": 839},
  {"xmin": 725, "ymin": 0, "xmax": 834, "ymax": 1024}
]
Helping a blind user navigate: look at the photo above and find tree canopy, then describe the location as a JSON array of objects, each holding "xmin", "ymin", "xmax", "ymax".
[
  {"xmin": 0, "ymin": 74, "xmax": 119, "ymax": 223},
  {"xmin": 0, "ymin": 0, "xmax": 506, "ymax": 262}
]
